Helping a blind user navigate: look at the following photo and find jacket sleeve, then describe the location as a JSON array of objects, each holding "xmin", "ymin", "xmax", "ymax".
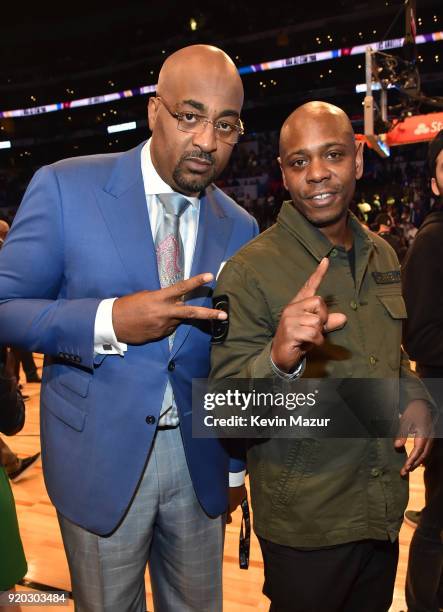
[
  {"xmin": 0, "ymin": 166, "xmax": 100, "ymax": 370},
  {"xmin": 210, "ymin": 259, "xmax": 276, "ymax": 381},
  {"xmin": 399, "ymin": 349, "xmax": 436, "ymax": 413}
]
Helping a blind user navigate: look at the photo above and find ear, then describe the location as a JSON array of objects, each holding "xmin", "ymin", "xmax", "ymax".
[
  {"xmin": 355, "ymin": 140, "xmax": 364, "ymax": 180},
  {"xmin": 431, "ymin": 177, "xmax": 441, "ymax": 197},
  {"xmin": 148, "ymin": 96, "xmax": 160, "ymax": 131},
  {"xmin": 278, "ymin": 156, "xmax": 289, "ymax": 191}
]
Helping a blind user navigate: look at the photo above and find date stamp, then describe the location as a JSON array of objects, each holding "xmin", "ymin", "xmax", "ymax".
[{"xmin": 0, "ymin": 591, "xmax": 70, "ymax": 606}]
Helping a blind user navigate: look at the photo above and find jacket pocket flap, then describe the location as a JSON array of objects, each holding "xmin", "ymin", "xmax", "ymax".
[
  {"xmin": 58, "ymin": 370, "xmax": 91, "ymax": 398},
  {"xmin": 377, "ymin": 294, "xmax": 407, "ymax": 319},
  {"xmin": 45, "ymin": 393, "xmax": 86, "ymax": 432}
]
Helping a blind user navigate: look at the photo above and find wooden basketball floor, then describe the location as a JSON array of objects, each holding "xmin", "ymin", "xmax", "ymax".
[{"xmin": 9, "ymin": 354, "xmax": 425, "ymax": 611}]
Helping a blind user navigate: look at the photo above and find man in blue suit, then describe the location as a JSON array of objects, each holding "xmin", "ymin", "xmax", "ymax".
[{"xmin": 0, "ymin": 45, "xmax": 258, "ymax": 611}]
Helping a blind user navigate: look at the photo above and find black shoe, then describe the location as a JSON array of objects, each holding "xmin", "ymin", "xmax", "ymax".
[
  {"xmin": 8, "ymin": 452, "xmax": 41, "ymax": 482},
  {"xmin": 26, "ymin": 372, "xmax": 41, "ymax": 383}
]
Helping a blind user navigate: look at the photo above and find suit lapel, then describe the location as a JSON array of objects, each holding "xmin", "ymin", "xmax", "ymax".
[
  {"xmin": 94, "ymin": 142, "xmax": 161, "ymax": 293},
  {"xmin": 171, "ymin": 187, "xmax": 233, "ymax": 357}
]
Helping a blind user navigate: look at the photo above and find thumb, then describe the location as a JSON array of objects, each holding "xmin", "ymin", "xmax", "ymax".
[{"xmin": 324, "ymin": 312, "xmax": 347, "ymax": 333}]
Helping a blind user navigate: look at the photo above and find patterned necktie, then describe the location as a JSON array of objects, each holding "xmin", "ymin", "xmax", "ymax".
[
  {"xmin": 155, "ymin": 193, "xmax": 190, "ymax": 288},
  {"xmin": 155, "ymin": 193, "xmax": 190, "ymax": 427}
]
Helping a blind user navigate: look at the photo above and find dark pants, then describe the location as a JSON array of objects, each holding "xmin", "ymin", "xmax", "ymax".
[
  {"xmin": 258, "ymin": 537, "xmax": 399, "ymax": 612},
  {"xmin": 406, "ymin": 368, "xmax": 443, "ymax": 612},
  {"xmin": 11, "ymin": 348, "xmax": 38, "ymax": 382}
]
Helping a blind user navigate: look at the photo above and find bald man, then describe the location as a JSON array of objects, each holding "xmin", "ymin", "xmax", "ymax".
[
  {"xmin": 210, "ymin": 102, "xmax": 432, "ymax": 611},
  {"xmin": 0, "ymin": 45, "xmax": 258, "ymax": 611}
]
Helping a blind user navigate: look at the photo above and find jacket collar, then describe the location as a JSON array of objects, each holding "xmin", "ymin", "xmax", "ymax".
[{"xmin": 277, "ymin": 200, "xmax": 375, "ymax": 261}]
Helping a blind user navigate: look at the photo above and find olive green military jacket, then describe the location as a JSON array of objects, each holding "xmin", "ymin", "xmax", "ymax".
[{"xmin": 210, "ymin": 201, "xmax": 429, "ymax": 548}]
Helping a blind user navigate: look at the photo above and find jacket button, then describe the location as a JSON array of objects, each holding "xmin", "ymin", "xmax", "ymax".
[
  {"xmin": 369, "ymin": 355, "xmax": 377, "ymax": 366},
  {"xmin": 168, "ymin": 360, "xmax": 175, "ymax": 371},
  {"xmin": 350, "ymin": 300, "xmax": 358, "ymax": 310},
  {"xmin": 330, "ymin": 249, "xmax": 338, "ymax": 258},
  {"xmin": 145, "ymin": 415, "xmax": 156, "ymax": 425},
  {"xmin": 371, "ymin": 468, "xmax": 381, "ymax": 477}
]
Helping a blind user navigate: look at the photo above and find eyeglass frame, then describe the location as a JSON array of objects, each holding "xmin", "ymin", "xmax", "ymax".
[{"xmin": 155, "ymin": 96, "xmax": 245, "ymax": 144}]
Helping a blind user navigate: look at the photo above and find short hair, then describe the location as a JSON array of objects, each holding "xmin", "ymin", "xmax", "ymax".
[{"xmin": 428, "ymin": 130, "xmax": 443, "ymax": 178}]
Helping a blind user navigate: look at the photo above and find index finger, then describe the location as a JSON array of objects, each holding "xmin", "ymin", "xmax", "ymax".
[
  {"xmin": 171, "ymin": 304, "xmax": 228, "ymax": 321},
  {"xmin": 291, "ymin": 257, "xmax": 329, "ymax": 303},
  {"xmin": 164, "ymin": 273, "xmax": 214, "ymax": 299}
]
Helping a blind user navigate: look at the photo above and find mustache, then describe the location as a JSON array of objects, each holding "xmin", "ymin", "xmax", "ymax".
[{"xmin": 180, "ymin": 150, "xmax": 215, "ymax": 165}]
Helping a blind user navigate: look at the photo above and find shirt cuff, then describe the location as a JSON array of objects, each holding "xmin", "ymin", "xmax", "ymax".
[
  {"xmin": 270, "ymin": 355, "xmax": 306, "ymax": 379},
  {"xmin": 94, "ymin": 298, "xmax": 127, "ymax": 355},
  {"xmin": 229, "ymin": 470, "xmax": 246, "ymax": 487}
]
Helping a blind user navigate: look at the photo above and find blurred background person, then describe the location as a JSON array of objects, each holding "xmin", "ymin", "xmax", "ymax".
[
  {"xmin": 0, "ymin": 342, "xmax": 28, "ymax": 610},
  {"xmin": 373, "ymin": 212, "xmax": 408, "ymax": 263},
  {"xmin": 0, "ymin": 222, "xmax": 40, "ymax": 483},
  {"xmin": 402, "ymin": 129, "xmax": 443, "ymax": 612}
]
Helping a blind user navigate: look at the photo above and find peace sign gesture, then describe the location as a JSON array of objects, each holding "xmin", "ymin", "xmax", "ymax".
[{"xmin": 113, "ymin": 273, "xmax": 227, "ymax": 344}]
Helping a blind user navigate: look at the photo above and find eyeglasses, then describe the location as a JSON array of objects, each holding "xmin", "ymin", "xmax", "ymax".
[{"xmin": 156, "ymin": 96, "xmax": 244, "ymax": 145}]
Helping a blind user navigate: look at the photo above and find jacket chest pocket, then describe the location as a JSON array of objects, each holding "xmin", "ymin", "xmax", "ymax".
[{"xmin": 375, "ymin": 293, "xmax": 407, "ymax": 369}]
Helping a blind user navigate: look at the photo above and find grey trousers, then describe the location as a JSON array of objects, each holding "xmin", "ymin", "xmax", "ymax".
[{"xmin": 58, "ymin": 427, "xmax": 224, "ymax": 612}]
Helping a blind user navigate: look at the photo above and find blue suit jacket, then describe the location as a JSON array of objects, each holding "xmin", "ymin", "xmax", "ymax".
[{"xmin": 0, "ymin": 142, "xmax": 258, "ymax": 535}]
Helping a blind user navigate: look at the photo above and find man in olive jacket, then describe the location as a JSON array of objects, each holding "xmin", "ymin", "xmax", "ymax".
[{"xmin": 210, "ymin": 102, "xmax": 433, "ymax": 612}]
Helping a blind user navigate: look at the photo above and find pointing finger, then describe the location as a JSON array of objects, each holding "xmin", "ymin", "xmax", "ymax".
[{"xmin": 291, "ymin": 258, "xmax": 329, "ymax": 303}]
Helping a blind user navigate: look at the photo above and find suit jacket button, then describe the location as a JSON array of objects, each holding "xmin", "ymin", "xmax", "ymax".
[
  {"xmin": 146, "ymin": 415, "xmax": 156, "ymax": 425},
  {"xmin": 168, "ymin": 360, "xmax": 175, "ymax": 372}
]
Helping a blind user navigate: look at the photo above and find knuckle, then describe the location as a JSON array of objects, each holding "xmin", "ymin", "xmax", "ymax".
[
  {"xmin": 176, "ymin": 280, "xmax": 187, "ymax": 293},
  {"xmin": 185, "ymin": 307, "xmax": 195, "ymax": 318},
  {"xmin": 309, "ymin": 328, "xmax": 319, "ymax": 341}
]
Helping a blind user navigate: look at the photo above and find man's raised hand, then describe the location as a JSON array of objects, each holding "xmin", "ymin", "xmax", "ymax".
[
  {"xmin": 271, "ymin": 258, "xmax": 347, "ymax": 373},
  {"xmin": 112, "ymin": 273, "xmax": 227, "ymax": 344}
]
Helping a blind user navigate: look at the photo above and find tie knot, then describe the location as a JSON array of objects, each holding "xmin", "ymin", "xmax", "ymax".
[{"xmin": 158, "ymin": 193, "xmax": 190, "ymax": 217}]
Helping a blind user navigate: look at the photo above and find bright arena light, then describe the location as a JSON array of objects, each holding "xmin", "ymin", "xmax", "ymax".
[{"xmin": 107, "ymin": 121, "xmax": 137, "ymax": 134}]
